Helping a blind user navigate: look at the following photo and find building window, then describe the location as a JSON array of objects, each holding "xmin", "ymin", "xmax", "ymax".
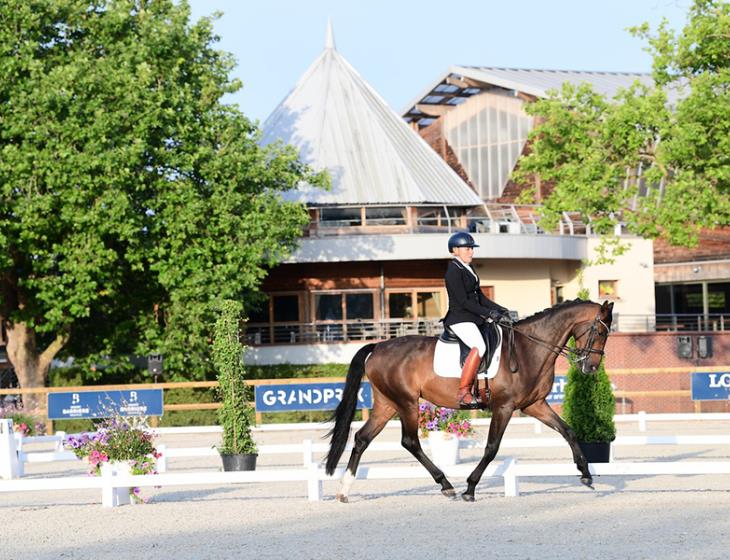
[
  {"xmin": 315, "ymin": 294, "xmax": 343, "ymax": 321},
  {"xmin": 388, "ymin": 293, "xmax": 413, "ymax": 319},
  {"xmin": 320, "ymin": 207, "xmax": 362, "ymax": 227},
  {"xmin": 387, "ymin": 290, "xmax": 444, "ymax": 319},
  {"xmin": 273, "ymin": 295, "xmax": 299, "ymax": 322},
  {"xmin": 364, "ymin": 206, "xmax": 407, "ymax": 226},
  {"xmin": 246, "ymin": 293, "xmax": 302, "ymax": 344},
  {"xmin": 598, "ymin": 280, "xmax": 618, "ymax": 299}
]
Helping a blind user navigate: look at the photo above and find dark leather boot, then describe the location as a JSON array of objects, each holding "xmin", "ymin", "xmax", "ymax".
[{"xmin": 456, "ymin": 348, "xmax": 481, "ymax": 409}]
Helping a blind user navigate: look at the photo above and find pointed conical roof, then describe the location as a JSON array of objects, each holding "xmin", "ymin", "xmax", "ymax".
[{"xmin": 261, "ymin": 25, "xmax": 482, "ymax": 206}]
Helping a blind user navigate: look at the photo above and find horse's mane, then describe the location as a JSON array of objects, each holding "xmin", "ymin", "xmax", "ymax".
[{"xmin": 516, "ymin": 298, "xmax": 595, "ymax": 325}]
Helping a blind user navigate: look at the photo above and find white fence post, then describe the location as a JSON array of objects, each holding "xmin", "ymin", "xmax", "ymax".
[
  {"xmin": 638, "ymin": 411, "xmax": 647, "ymax": 432},
  {"xmin": 302, "ymin": 438, "xmax": 313, "ymax": 468},
  {"xmin": 157, "ymin": 444, "xmax": 168, "ymax": 473},
  {"xmin": 503, "ymin": 457, "xmax": 519, "ymax": 497},
  {"xmin": 54, "ymin": 432, "xmax": 66, "ymax": 452},
  {"xmin": 533, "ymin": 420, "xmax": 542, "ymax": 434},
  {"xmin": 101, "ymin": 462, "xmax": 130, "ymax": 507},
  {"xmin": 0, "ymin": 419, "xmax": 20, "ymax": 480},
  {"xmin": 302, "ymin": 439, "xmax": 322, "ymax": 501}
]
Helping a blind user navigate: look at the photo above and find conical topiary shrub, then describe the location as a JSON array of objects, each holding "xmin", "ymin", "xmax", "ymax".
[{"xmin": 562, "ymin": 349, "xmax": 616, "ymax": 445}]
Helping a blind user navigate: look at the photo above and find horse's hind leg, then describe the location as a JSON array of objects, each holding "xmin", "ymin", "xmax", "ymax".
[
  {"xmin": 336, "ymin": 401, "xmax": 396, "ymax": 503},
  {"xmin": 522, "ymin": 399, "xmax": 593, "ymax": 488},
  {"xmin": 399, "ymin": 406, "xmax": 456, "ymax": 498}
]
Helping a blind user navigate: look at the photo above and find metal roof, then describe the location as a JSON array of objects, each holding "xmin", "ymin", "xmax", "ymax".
[
  {"xmin": 403, "ymin": 65, "xmax": 658, "ymax": 127},
  {"xmin": 260, "ymin": 27, "xmax": 483, "ymax": 207}
]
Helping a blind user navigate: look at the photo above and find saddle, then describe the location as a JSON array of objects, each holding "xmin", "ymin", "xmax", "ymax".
[{"xmin": 438, "ymin": 322, "xmax": 501, "ymax": 409}]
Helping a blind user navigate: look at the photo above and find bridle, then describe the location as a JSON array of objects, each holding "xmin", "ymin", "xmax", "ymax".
[{"xmin": 501, "ymin": 312, "xmax": 610, "ymax": 372}]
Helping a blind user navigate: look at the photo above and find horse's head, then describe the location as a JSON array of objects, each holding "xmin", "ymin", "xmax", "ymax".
[{"xmin": 572, "ymin": 300, "xmax": 613, "ymax": 374}]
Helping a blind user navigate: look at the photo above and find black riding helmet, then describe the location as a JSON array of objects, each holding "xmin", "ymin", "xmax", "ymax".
[{"xmin": 448, "ymin": 231, "xmax": 479, "ymax": 253}]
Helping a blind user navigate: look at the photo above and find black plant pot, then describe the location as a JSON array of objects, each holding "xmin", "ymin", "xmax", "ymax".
[
  {"xmin": 578, "ymin": 441, "xmax": 611, "ymax": 463},
  {"xmin": 220, "ymin": 453, "xmax": 258, "ymax": 471}
]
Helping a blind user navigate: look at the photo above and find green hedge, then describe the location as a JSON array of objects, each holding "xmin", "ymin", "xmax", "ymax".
[{"xmin": 562, "ymin": 357, "xmax": 616, "ymax": 443}]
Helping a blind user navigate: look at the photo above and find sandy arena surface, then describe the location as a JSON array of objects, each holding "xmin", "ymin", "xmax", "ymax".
[{"xmin": 2, "ymin": 419, "xmax": 730, "ymax": 560}]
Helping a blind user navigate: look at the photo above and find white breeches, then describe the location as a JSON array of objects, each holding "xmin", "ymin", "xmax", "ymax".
[{"xmin": 449, "ymin": 322, "xmax": 486, "ymax": 357}]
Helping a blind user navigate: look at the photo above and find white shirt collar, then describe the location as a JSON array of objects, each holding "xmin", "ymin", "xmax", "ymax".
[{"xmin": 454, "ymin": 257, "xmax": 478, "ymax": 279}]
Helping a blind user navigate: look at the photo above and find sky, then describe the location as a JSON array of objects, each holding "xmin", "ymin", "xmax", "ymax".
[{"xmin": 187, "ymin": 0, "xmax": 691, "ymax": 124}]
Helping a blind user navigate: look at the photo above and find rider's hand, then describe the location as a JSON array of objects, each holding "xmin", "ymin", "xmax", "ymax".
[{"xmin": 488, "ymin": 309, "xmax": 502, "ymax": 321}]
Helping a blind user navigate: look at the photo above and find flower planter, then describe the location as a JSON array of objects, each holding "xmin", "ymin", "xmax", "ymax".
[
  {"xmin": 427, "ymin": 431, "xmax": 460, "ymax": 467},
  {"xmin": 101, "ymin": 461, "xmax": 133, "ymax": 507},
  {"xmin": 578, "ymin": 441, "xmax": 611, "ymax": 463},
  {"xmin": 220, "ymin": 453, "xmax": 258, "ymax": 471}
]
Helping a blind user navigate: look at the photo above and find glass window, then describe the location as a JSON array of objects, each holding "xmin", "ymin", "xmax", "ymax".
[
  {"xmin": 272, "ymin": 295, "xmax": 299, "ymax": 322},
  {"xmin": 655, "ymin": 285, "xmax": 672, "ymax": 314},
  {"xmin": 708, "ymin": 282, "xmax": 730, "ymax": 312},
  {"xmin": 365, "ymin": 207, "xmax": 407, "ymax": 226},
  {"xmin": 248, "ymin": 298, "xmax": 270, "ymax": 323},
  {"xmin": 417, "ymin": 292, "xmax": 443, "ymax": 318},
  {"xmin": 598, "ymin": 280, "xmax": 618, "ymax": 298},
  {"xmin": 315, "ymin": 294, "xmax": 342, "ymax": 320},
  {"xmin": 388, "ymin": 293, "xmax": 413, "ymax": 319},
  {"xmin": 320, "ymin": 207, "xmax": 361, "ymax": 227},
  {"xmin": 673, "ymin": 284, "xmax": 703, "ymax": 313},
  {"xmin": 346, "ymin": 293, "xmax": 374, "ymax": 319}
]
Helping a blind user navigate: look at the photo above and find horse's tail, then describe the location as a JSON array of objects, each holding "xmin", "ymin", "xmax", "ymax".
[{"xmin": 325, "ymin": 343, "xmax": 376, "ymax": 475}]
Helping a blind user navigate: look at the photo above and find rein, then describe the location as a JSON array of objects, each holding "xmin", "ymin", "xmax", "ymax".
[{"xmin": 501, "ymin": 314, "xmax": 609, "ymax": 373}]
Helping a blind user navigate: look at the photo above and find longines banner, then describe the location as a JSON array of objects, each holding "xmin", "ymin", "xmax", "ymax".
[{"xmin": 691, "ymin": 372, "xmax": 730, "ymax": 401}]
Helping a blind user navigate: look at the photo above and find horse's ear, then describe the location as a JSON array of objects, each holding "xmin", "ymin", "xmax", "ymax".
[{"xmin": 601, "ymin": 300, "xmax": 609, "ymax": 310}]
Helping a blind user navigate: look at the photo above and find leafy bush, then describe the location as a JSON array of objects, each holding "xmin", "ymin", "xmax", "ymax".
[
  {"xmin": 214, "ymin": 300, "xmax": 257, "ymax": 455},
  {"xmin": 0, "ymin": 402, "xmax": 46, "ymax": 436},
  {"xmin": 562, "ymin": 354, "xmax": 616, "ymax": 443}
]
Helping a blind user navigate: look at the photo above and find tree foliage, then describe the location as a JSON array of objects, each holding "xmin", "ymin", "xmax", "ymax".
[
  {"xmin": 0, "ymin": 0, "xmax": 327, "ymax": 391},
  {"xmin": 515, "ymin": 0, "xmax": 729, "ymax": 247}
]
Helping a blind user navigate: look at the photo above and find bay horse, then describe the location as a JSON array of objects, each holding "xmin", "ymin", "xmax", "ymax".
[{"xmin": 325, "ymin": 299, "xmax": 614, "ymax": 502}]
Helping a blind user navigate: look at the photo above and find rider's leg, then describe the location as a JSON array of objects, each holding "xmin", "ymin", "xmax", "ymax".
[{"xmin": 449, "ymin": 322, "xmax": 486, "ymax": 406}]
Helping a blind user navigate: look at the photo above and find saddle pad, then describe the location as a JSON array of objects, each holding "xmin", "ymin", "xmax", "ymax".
[{"xmin": 433, "ymin": 325, "xmax": 502, "ymax": 379}]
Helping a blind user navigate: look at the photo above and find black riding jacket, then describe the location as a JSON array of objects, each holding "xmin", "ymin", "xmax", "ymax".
[{"xmin": 443, "ymin": 258, "xmax": 507, "ymax": 328}]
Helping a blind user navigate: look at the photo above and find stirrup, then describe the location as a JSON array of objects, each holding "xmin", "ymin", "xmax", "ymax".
[{"xmin": 458, "ymin": 393, "xmax": 483, "ymax": 410}]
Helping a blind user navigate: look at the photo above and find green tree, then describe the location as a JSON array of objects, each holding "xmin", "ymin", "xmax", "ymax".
[
  {"xmin": 515, "ymin": 0, "xmax": 729, "ymax": 247},
  {"xmin": 0, "ymin": 0, "xmax": 326, "ymax": 406}
]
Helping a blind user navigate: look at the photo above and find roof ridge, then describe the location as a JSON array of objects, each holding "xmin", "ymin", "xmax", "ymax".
[{"xmin": 464, "ymin": 65, "xmax": 651, "ymax": 76}]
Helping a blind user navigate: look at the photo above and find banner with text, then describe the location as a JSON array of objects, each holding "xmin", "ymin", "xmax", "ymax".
[
  {"xmin": 255, "ymin": 382, "xmax": 373, "ymax": 412},
  {"xmin": 47, "ymin": 389, "xmax": 164, "ymax": 420},
  {"xmin": 691, "ymin": 372, "xmax": 730, "ymax": 401}
]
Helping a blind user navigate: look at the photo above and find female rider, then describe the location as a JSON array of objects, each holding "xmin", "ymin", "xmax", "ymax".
[{"xmin": 443, "ymin": 232, "xmax": 510, "ymax": 408}]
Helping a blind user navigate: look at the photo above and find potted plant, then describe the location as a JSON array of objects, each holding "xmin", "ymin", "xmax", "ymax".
[
  {"xmin": 64, "ymin": 416, "xmax": 160, "ymax": 504},
  {"xmin": 418, "ymin": 401, "xmax": 473, "ymax": 467},
  {"xmin": 213, "ymin": 300, "xmax": 258, "ymax": 471},
  {"xmin": 562, "ymin": 352, "xmax": 616, "ymax": 463}
]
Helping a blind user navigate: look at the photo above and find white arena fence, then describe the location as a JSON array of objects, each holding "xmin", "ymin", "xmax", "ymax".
[{"xmin": 3, "ymin": 414, "xmax": 730, "ymax": 506}]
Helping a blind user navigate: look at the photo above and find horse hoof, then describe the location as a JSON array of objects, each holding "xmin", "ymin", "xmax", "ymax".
[
  {"xmin": 580, "ymin": 477, "xmax": 594, "ymax": 489},
  {"xmin": 461, "ymin": 493, "xmax": 476, "ymax": 502},
  {"xmin": 335, "ymin": 493, "xmax": 349, "ymax": 503},
  {"xmin": 441, "ymin": 488, "xmax": 456, "ymax": 498}
]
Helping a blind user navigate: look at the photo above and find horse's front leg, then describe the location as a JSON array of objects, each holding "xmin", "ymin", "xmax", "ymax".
[
  {"xmin": 522, "ymin": 399, "xmax": 593, "ymax": 488},
  {"xmin": 463, "ymin": 403, "xmax": 514, "ymax": 502},
  {"xmin": 399, "ymin": 406, "xmax": 456, "ymax": 498}
]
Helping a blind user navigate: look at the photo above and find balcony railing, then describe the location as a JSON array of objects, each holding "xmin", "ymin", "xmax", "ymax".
[
  {"xmin": 245, "ymin": 313, "xmax": 729, "ymax": 346},
  {"xmin": 244, "ymin": 319, "xmax": 443, "ymax": 345},
  {"xmin": 612, "ymin": 313, "xmax": 729, "ymax": 333}
]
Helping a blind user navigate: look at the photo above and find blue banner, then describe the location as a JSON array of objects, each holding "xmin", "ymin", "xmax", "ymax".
[
  {"xmin": 47, "ymin": 389, "xmax": 164, "ymax": 419},
  {"xmin": 546, "ymin": 376, "xmax": 567, "ymax": 404},
  {"xmin": 691, "ymin": 372, "xmax": 730, "ymax": 401},
  {"xmin": 255, "ymin": 382, "xmax": 373, "ymax": 412}
]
